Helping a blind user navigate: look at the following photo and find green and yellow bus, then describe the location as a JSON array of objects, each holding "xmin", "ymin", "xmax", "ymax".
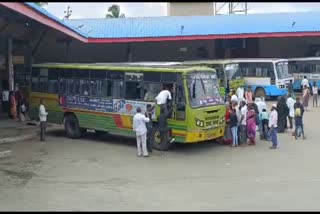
[
  {"xmin": 182, "ymin": 60, "xmax": 246, "ymax": 97},
  {"xmin": 29, "ymin": 63, "xmax": 226, "ymax": 150}
]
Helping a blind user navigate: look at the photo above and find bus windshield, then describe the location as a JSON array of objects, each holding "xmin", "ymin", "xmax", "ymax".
[
  {"xmin": 187, "ymin": 72, "xmax": 223, "ymax": 108},
  {"xmin": 276, "ymin": 61, "xmax": 292, "ymax": 79},
  {"xmin": 224, "ymin": 63, "xmax": 243, "ymax": 80}
]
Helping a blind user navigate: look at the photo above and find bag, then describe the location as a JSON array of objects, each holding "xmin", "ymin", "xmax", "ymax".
[
  {"xmin": 21, "ymin": 104, "xmax": 26, "ymax": 113},
  {"xmin": 295, "ymin": 107, "xmax": 301, "ymax": 117}
]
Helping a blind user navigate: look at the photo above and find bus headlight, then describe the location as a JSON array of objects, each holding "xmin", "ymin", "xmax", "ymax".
[{"xmin": 196, "ymin": 119, "xmax": 205, "ymax": 127}]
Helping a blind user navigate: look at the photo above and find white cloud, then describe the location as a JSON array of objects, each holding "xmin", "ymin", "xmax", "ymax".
[{"xmin": 44, "ymin": 2, "xmax": 320, "ymax": 19}]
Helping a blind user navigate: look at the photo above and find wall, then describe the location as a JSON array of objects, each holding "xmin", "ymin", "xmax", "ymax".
[
  {"xmin": 167, "ymin": 2, "xmax": 213, "ymax": 16},
  {"xmin": 259, "ymin": 37, "xmax": 320, "ymax": 58}
]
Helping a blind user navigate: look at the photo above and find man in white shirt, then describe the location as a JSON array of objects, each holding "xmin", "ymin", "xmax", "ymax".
[
  {"xmin": 39, "ymin": 99, "xmax": 48, "ymax": 141},
  {"xmin": 255, "ymin": 97, "xmax": 267, "ymax": 136},
  {"xmin": 133, "ymin": 107, "xmax": 150, "ymax": 157},
  {"xmin": 230, "ymin": 90, "xmax": 238, "ymax": 103},
  {"xmin": 239, "ymin": 100, "xmax": 247, "ymax": 146},
  {"xmin": 236, "ymin": 86, "xmax": 245, "ymax": 102},
  {"xmin": 155, "ymin": 85, "xmax": 172, "ymax": 119},
  {"xmin": 301, "ymin": 76, "xmax": 309, "ymax": 90},
  {"xmin": 286, "ymin": 94, "xmax": 295, "ymax": 129},
  {"xmin": 269, "ymin": 104, "xmax": 278, "ymax": 149}
]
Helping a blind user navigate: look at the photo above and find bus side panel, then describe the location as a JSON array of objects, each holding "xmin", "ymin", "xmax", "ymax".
[{"xmin": 29, "ymin": 93, "xmax": 64, "ymax": 124}]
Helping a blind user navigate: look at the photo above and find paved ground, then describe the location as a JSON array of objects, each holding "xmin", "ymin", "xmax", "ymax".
[{"xmin": 0, "ymin": 101, "xmax": 320, "ymax": 211}]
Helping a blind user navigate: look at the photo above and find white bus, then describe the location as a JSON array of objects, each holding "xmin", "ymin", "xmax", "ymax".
[
  {"xmin": 287, "ymin": 57, "xmax": 320, "ymax": 91},
  {"xmin": 213, "ymin": 58, "xmax": 294, "ymax": 99}
]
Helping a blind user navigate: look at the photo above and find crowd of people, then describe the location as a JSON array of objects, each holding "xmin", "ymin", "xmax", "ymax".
[
  {"xmin": 222, "ymin": 77, "xmax": 317, "ymax": 149},
  {"xmin": 1, "ymin": 84, "xmax": 29, "ymax": 121}
]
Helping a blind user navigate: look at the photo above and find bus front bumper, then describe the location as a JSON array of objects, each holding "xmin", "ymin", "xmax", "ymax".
[{"xmin": 185, "ymin": 127, "xmax": 225, "ymax": 143}]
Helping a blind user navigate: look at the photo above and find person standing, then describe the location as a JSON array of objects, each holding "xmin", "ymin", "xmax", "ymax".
[
  {"xmin": 301, "ymin": 76, "xmax": 309, "ymax": 91},
  {"xmin": 246, "ymin": 104, "xmax": 257, "ymax": 145},
  {"xmin": 245, "ymin": 86, "xmax": 253, "ymax": 104},
  {"xmin": 288, "ymin": 79, "xmax": 295, "ymax": 99},
  {"xmin": 133, "ymin": 107, "xmax": 150, "ymax": 157},
  {"xmin": 14, "ymin": 85, "xmax": 22, "ymax": 121},
  {"xmin": 2, "ymin": 88, "xmax": 9, "ymax": 117},
  {"xmin": 230, "ymin": 90, "xmax": 238, "ymax": 103},
  {"xmin": 145, "ymin": 104, "xmax": 155, "ymax": 154},
  {"xmin": 294, "ymin": 97, "xmax": 305, "ymax": 140},
  {"xmin": 276, "ymin": 96, "xmax": 289, "ymax": 133},
  {"xmin": 225, "ymin": 80, "xmax": 230, "ymax": 103},
  {"xmin": 259, "ymin": 109, "xmax": 270, "ymax": 140},
  {"xmin": 269, "ymin": 104, "xmax": 278, "ymax": 149},
  {"xmin": 223, "ymin": 103, "xmax": 233, "ymax": 144},
  {"xmin": 302, "ymin": 85, "xmax": 310, "ymax": 111},
  {"xmin": 286, "ymin": 94, "xmax": 295, "ymax": 129},
  {"xmin": 39, "ymin": 99, "xmax": 48, "ymax": 142},
  {"xmin": 312, "ymin": 81, "xmax": 318, "ymax": 107},
  {"xmin": 255, "ymin": 97, "xmax": 267, "ymax": 138},
  {"xmin": 230, "ymin": 108, "xmax": 239, "ymax": 147},
  {"xmin": 237, "ymin": 86, "xmax": 245, "ymax": 103},
  {"xmin": 239, "ymin": 100, "xmax": 248, "ymax": 146},
  {"xmin": 9, "ymin": 91, "xmax": 17, "ymax": 120}
]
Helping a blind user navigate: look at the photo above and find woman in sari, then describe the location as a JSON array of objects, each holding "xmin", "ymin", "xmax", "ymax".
[
  {"xmin": 246, "ymin": 104, "xmax": 257, "ymax": 145},
  {"xmin": 302, "ymin": 85, "xmax": 310, "ymax": 111}
]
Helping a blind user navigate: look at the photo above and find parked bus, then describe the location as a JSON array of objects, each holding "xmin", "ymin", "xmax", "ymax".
[
  {"xmin": 182, "ymin": 60, "xmax": 245, "ymax": 97},
  {"xmin": 288, "ymin": 57, "xmax": 320, "ymax": 92},
  {"xmin": 190, "ymin": 59, "xmax": 293, "ymax": 99},
  {"xmin": 29, "ymin": 63, "xmax": 226, "ymax": 150}
]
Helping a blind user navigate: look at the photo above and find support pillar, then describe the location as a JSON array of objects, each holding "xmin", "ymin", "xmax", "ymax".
[{"xmin": 7, "ymin": 37, "xmax": 14, "ymax": 92}]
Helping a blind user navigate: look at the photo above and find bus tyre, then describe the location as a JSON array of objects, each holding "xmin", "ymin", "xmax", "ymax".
[
  {"xmin": 255, "ymin": 88, "xmax": 266, "ymax": 100},
  {"xmin": 150, "ymin": 125, "xmax": 171, "ymax": 151},
  {"xmin": 65, "ymin": 114, "xmax": 83, "ymax": 139}
]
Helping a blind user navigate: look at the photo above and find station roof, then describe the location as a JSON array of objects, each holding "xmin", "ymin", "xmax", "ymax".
[{"xmin": 3, "ymin": 3, "xmax": 320, "ymax": 43}]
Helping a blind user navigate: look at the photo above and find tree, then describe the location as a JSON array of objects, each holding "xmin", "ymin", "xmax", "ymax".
[
  {"xmin": 106, "ymin": 4, "xmax": 125, "ymax": 18},
  {"xmin": 34, "ymin": 2, "xmax": 48, "ymax": 7}
]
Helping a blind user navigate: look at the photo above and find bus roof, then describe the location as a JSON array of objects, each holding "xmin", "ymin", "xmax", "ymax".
[
  {"xmin": 182, "ymin": 58, "xmax": 288, "ymax": 65},
  {"xmin": 287, "ymin": 57, "xmax": 320, "ymax": 62},
  {"xmin": 32, "ymin": 62, "xmax": 213, "ymax": 73}
]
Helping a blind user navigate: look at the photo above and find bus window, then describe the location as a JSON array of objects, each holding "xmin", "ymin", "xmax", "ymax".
[
  {"xmin": 60, "ymin": 69, "xmax": 73, "ymax": 95},
  {"xmin": 125, "ymin": 72, "xmax": 144, "ymax": 100},
  {"xmin": 90, "ymin": 70, "xmax": 107, "ymax": 97},
  {"xmin": 107, "ymin": 71, "xmax": 124, "ymax": 98},
  {"xmin": 176, "ymin": 74, "xmax": 186, "ymax": 120},
  {"xmin": 143, "ymin": 82, "xmax": 161, "ymax": 102},
  {"xmin": 74, "ymin": 69, "xmax": 90, "ymax": 96},
  {"xmin": 161, "ymin": 73, "xmax": 177, "ymax": 82},
  {"xmin": 31, "ymin": 68, "xmax": 40, "ymax": 92},
  {"xmin": 39, "ymin": 68, "xmax": 48, "ymax": 93},
  {"xmin": 48, "ymin": 68, "xmax": 59, "ymax": 94}
]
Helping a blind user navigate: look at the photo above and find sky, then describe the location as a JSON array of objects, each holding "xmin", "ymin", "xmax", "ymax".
[{"xmin": 43, "ymin": 2, "xmax": 320, "ymax": 19}]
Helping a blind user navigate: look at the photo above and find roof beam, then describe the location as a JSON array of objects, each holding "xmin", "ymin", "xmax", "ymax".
[{"xmin": 0, "ymin": 3, "xmax": 87, "ymax": 43}]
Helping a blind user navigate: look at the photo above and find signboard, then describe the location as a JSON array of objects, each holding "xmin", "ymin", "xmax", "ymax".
[
  {"xmin": 61, "ymin": 95, "xmax": 113, "ymax": 113},
  {"xmin": 61, "ymin": 95, "xmax": 156, "ymax": 118},
  {"xmin": 113, "ymin": 99, "xmax": 156, "ymax": 118}
]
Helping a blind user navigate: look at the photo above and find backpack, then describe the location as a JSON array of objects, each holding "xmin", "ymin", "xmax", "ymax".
[{"xmin": 295, "ymin": 107, "xmax": 301, "ymax": 117}]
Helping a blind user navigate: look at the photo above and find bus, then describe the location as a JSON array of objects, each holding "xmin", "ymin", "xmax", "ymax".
[
  {"xmin": 29, "ymin": 63, "xmax": 226, "ymax": 150},
  {"xmin": 182, "ymin": 60, "xmax": 245, "ymax": 97},
  {"xmin": 288, "ymin": 57, "xmax": 320, "ymax": 92},
  {"xmin": 190, "ymin": 59, "xmax": 293, "ymax": 99}
]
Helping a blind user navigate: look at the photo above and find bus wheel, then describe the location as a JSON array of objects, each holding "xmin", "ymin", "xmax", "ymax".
[
  {"xmin": 65, "ymin": 114, "xmax": 83, "ymax": 139},
  {"xmin": 255, "ymin": 88, "xmax": 266, "ymax": 100},
  {"xmin": 151, "ymin": 125, "xmax": 171, "ymax": 151}
]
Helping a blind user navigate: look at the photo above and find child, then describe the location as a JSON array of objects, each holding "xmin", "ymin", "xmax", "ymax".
[{"xmin": 259, "ymin": 109, "xmax": 270, "ymax": 140}]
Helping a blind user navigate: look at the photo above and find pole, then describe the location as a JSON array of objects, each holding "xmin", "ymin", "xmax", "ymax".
[{"xmin": 8, "ymin": 37, "xmax": 14, "ymax": 92}]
